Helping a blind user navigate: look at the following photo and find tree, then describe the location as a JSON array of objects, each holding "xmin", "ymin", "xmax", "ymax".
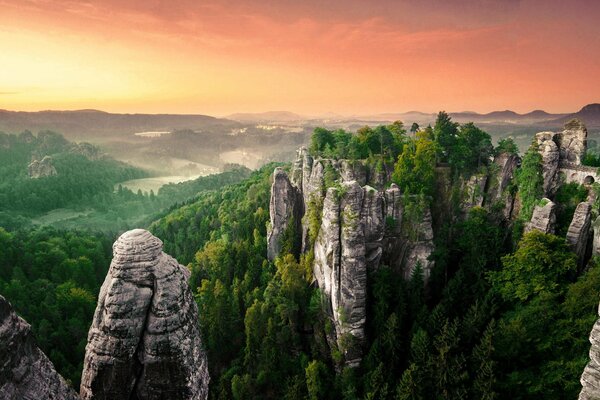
[
  {"xmin": 488, "ymin": 230, "xmax": 577, "ymax": 303},
  {"xmin": 393, "ymin": 131, "xmax": 436, "ymax": 197},
  {"xmin": 433, "ymin": 111, "xmax": 459, "ymax": 162},
  {"xmin": 410, "ymin": 123, "xmax": 420, "ymax": 135},
  {"xmin": 495, "ymin": 138, "xmax": 519, "ymax": 156},
  {"xmin": 516, "ymin": 141, "xmax": 544, "ymax": 220}
]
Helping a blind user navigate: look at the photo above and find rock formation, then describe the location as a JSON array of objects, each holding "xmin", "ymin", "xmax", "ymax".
[
  {"xmin": 566, "ymin": 202, "xmax": 592, "ymax": 268},
  {"xmin": 460, "ymin": 173, "xmax": 487, "ymax": 213},
  {"xmin": 534, "ymin": 119, "xmax": 593, "ymax": 195},
  {"xmin": 579, "ymin": 304, "xmax": 600, "ymax": 399},
  {"xmin": 525, "ymin": 199, "xmax": 557, "ymax": 234},
  {"xmin": 0, "ymin": 295, "xmax": 79, "ymax": 400},
  {"xmin": 269, "ymin": 149, "xmax": 436, "ymax": 365},
  {"xmin": 592, "ymin": 216, "xmax": 600, "ymax": 257},
  {"xmin": 28, "ymin": 155, "xmax": 57, "ymax": 178},
  {"xmin": 486, "ymin": 152, "xmax": 520, "ymax": 219},
  {"xmin": 313, "ymin": 182, "xmax": 367, "ymax": 367},
  {"xmin": 559, "ymin": 119, "xmax": 587, "ymax": 165},
  {"xmin": 80, "ymin": 229, "xmax": 209, "ymax": 400},
  {"xmin": 267, "ymin": 168, "xmax": 303, "ymax": 261},
  {"xmin": 536, "ymin": 131, "xmax": 560, "ymax": 197}
]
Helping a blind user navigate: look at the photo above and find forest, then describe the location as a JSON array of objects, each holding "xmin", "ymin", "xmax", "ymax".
[{"xmin": 1, "ymin": 114, "xmax": 600, "ymax": 399}]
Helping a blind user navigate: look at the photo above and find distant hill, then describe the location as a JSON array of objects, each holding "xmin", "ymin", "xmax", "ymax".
[
  {"xmin": 226, "ymin": 111, "xmax": 307, "ymax": 122},
  {"xmin": 0, "ymin": 109, "xmax": 240, "ymax": 140},
  {"xmin": 552, "ymin": 104, "xmax": 600, "ymax": 127},
  {"xmin": 449, "ymin": 109, "xmax": 567, "ymax": 124}
]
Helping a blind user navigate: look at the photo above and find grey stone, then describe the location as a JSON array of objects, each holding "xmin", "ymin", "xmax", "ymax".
[
  {"xmin": 559, "ymin": 119, "xmax": 587, "ymax": 165},
  {"xmin": 80, "ymin": 229, "xmax": 209, "ymax": 400},
  {"xmin": 579, "ymin": 303, "xmax": 600, "ymax": 400},
  {"xmin": 267, "ymin": 168, "xmax": 303, "ymax": 261},
  {"xmin": 566, "ymin": 202, "xmax": 592, "ymax": 267},
  {"xmin": 28, "ymin": 155, "xmax": 57, "ymax": 178},
  {"xmin": 536, "ymin": 131, "xmax": 560, "ymax": 197},
  {"xmin": 525, "ymin": 199, "xmax": 557, "ymax": 234},
  {"xmin": 0, "ymin": 295, "xmax": 79, "ymax": 400},
  {"xmin": 488, "ymin": 152, "xmax": 520, "ymax": 219}
]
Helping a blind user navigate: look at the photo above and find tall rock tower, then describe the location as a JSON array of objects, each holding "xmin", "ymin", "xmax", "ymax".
[{"xmin": 80, "ymin": 229, "xmax": 210, "ymax": 400}]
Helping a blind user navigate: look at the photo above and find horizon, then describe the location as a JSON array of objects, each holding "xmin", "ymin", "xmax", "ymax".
[
  {"xmin": 1, "ymin": 0, "xmax": 599, "ymax": 115},
  {"xmin": 0, "ymin": 103, "xmax": 597, "ymax": 119}
]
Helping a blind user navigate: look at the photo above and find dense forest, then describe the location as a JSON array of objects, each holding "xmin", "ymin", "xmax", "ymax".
[
  {"xmin": 1, "ymin": 115, "xmax": 600, "ymax": 398},
  {"xmin": 0, "ymin": 130, "xmax": 251, "ymax": 230}
]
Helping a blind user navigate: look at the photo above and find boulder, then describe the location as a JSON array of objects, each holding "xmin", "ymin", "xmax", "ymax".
[
  {"xmin": 0, "ymin": 295, "xmax": 79, "ymax": 400},
  {"xmin": 80, "ymin": 229, "xmax": 209, "ymax": 400},
  {"xmin": 525, "ymin": 199, "xmax": 557, "ymax": 234}
]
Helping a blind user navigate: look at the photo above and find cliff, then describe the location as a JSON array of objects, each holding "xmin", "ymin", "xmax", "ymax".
[
  {"xmin": 268, "ymin": 149, "xmax": 438, "ymax": 365},
  {"xmin": 80, "ymin": 229, "xmax": 209, "ymax": 399},
  {"xmin": 0, "ymin": 295, "xmax": 79, "ymax": 400}
]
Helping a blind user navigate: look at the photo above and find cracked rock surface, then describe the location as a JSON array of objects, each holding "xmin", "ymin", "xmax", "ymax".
[
  {"xmin": 0, "ymin": 294, "xmax": 79, "ymax": 400},
  {"xmin": 80, "ymin": 229, "xmax": 209, "ymax": 400}
]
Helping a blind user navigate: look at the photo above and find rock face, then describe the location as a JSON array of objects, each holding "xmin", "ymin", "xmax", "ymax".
[
  {"xmin": 592, "ymin": 217, "xmax": 600, "ymax": 257},
  {"xmin": 313, "ymin": 182, "xmax": 367, "ymax": 367},
  {"xmin": 579, "ymin": 304, "xmax": 600, "ymax": 399},
  {"xmin": 80, "ymin": 229, "xmax": 209, "ymax": 400},
  {"xmin": 28, "ymin": 155, "xmax": 57, "ymax": 178},
  {"xmin": 559, "ymin": 119, "xmax": 587, "ymax": 165},
  {"xmin": 0, "ymin": 295, "xmax": 79, "ymax": 400},
  {"xmin": 487, "ymin": 152, "xmax": 520, "ymax": 219},
  {"xmin": 269, "ymin": 149, "xmax": 436, "ymax": 366},
  {"xmin": 566, "ymin": 202, "xmax": 592, "ymax": 268},
  {"xmin": 460, "ymin": 173, "xmax": 487, "ymax": 213},
  {"xmin": 525, "ymin": 199, "xmax": 557, "ymax": 234},
  {"xmin": 267, "ymin": 168, "xmax": 303, "ymax": 261},
  {"xmin": 536, "ymin": 132, "xmax": 560, "ymax": 197}
]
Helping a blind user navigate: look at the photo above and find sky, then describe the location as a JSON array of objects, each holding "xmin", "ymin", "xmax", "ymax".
[{"xmin": 0, "ymin": 0, "xmax": 599, "ymax": 116}]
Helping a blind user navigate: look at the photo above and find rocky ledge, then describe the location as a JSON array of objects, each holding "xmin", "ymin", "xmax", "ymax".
[{"xmin": 80, "ymin": 229, "xmax": 209, "ymax": 400}]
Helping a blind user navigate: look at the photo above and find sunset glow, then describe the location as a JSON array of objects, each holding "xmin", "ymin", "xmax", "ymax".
[{"xmin": 1, "ymin": 0, "xmax": 599, "ymax": 115}]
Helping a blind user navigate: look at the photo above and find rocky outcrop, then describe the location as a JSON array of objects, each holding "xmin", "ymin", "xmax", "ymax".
[
  {"xmin": 525, "ymin": 199, "xmax": 557, "ymax": 234},
  {"xmin": 592, "ymin": 217, "xmax": 600, "ymax": 257},
  {"xmin": 267, "ymin": 168, "xmax": 303, "ymax": 260},
  {"xmin": 28, "ymin": 155, "xmax": 57, "ymax": 178},
  {"xmin": 0, "ymin": 295, "xmax": 79, "ymax": 400},
  {"xmin": 269, "ymin": 148, "xmax": 438, "ymax": 366},
  {"xmin": 313, "ymin": 182, "xmax": 367, "ymax": 367},
  {"xmin": 559, "ymin": 119, "xmax": 587, "ymax": 165},
  {"xmin": 461, "ymin": 173, "xmax": 487, "ymax": 213},
  {"xmin": 579, "ymin": 304, "xmax": 600, "ymax": 399},
  {"xmin": 486, "ymin": 152, "xmax": 520, "ymax": 219},
  {"xmin": 536, "ymin": 132, "xmax": 560, "ymax": 197},
  {"xmin": 403, "ymin": 207, "xmax": 435, "ymax": 281},
  {"xmin": 566, "ymin": 202, "xmax": 592, "ymax": 268},
  {"xmin": 80, "ymin": 229, "xmax": 209, "ymax": 400}
]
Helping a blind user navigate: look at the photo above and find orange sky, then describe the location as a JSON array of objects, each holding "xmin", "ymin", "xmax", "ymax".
[{"xmin": 0, "ymin": 0, "xmax": 599, "ymax": 116}]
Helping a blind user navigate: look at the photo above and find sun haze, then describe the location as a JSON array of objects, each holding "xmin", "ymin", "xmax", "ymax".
[{"xmin": 1, "ymin": 0, "xmax": 599, "ymax": 115}]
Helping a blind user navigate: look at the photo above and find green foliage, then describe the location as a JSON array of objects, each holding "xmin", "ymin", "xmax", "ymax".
[
  {"xmin": 554, "ymin": 182, "xmax": 589, "ymax": 236},
  {"xmin": 582, "ymin": 151, "xmax": 600, "ymax": 167},
  {"xmin": 392, "ymin": 131, "xmax": 436, "ymax": 197},
  {"xmin": 515, "ymin": 142, "xmax": 544, "ymax": 221},
  {"xmin": 0, "ymin": 226, "xmax": 112, "ymax": 387},
  {"xmin": 495, "ymin": 138, "xmax": 519, "ymax": 156},
  {"xmin": 489, "ymin": 231, "xmax": 577, "ymax": 303}
]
